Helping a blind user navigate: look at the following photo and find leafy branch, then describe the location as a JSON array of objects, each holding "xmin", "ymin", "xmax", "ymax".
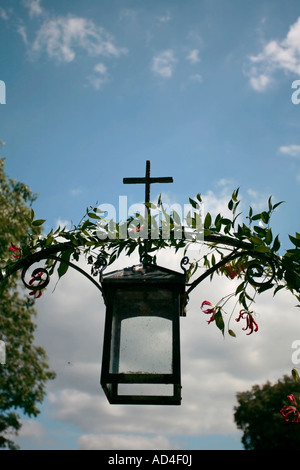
[{"xmin": 1, "ymin": 190, "xmax": 299, "ymax": 337}]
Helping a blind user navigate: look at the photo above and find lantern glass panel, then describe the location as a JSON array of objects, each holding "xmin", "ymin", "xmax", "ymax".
[{"xmin": 109, "ymin": 288, "xmax": 173, "ymax": 375}]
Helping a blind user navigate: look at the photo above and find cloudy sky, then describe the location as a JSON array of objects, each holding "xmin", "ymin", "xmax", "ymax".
[{"xmin": 1, "ymin": 0, "xmax": 300, "ymax": 450}]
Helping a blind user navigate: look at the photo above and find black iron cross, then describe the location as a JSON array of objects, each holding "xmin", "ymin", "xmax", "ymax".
[
  {"xmin": 123, "ymin": 160, "xmax": 173, "ymax": 205},
  {"xmin": 123, "ymin": 161, "xmax": 173, "ymax": 262}
]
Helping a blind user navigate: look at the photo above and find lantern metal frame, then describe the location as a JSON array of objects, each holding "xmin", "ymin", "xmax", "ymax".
[{"xmin": 100, "ymin": 263, "xmax": 187, "ymax": 405}]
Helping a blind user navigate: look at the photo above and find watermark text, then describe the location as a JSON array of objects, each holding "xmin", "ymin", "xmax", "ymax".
[
  {"xmin": 291, "ymin": 80, "xmax": 300, "ymax": 104},
  {"xmin": 0, "ymin": 340, "xmax": 6, "ymax": 364},
  {"xmin": 0, "ymin": 80, "xmax": 6, "ymax": 104},
  {"xmin": 292, "ymin": 340, "xmax": 300, "ymax": 365},
  {"xmin": 94, "ymin": 196, "xmax": 204, "ymax": 244}
]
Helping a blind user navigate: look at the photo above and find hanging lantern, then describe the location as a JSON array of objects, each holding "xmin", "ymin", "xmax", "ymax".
[{"xmin": 100, "ymin": 263, "xmax": 186, "ymax": 405}]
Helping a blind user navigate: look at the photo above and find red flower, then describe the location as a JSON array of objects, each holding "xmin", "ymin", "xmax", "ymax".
[
  {"xmin": 280, "ymin": 394, "xmax": 300, "ymax": 422},
  {"xmin": 129, "ymin": 224, "xmax": 145, "ymax": 233},
  {"xmin": 9, "ymin": 243, "xmax": 21, "ymax": 258},
  {"xmin": 235, "ymin": 309, "xmax": 258, "ymax": 335},
  {"xmin": 221, "ymin": 262, "xmax": 245, "ymax": 279},
  {"xmin": 29, "ymin": 290, "xmax": 42, "ymax": 299},
  {"xmin": 287, "ymin": 394, "xmax": 297, "ymax": 405},
  {"xmin": 28, "ymin": 272, "xmax": 44, "ymax": 299},
  {"xmin": 201, "ymin": 300, "xmax": 216, "ymax": 324}
]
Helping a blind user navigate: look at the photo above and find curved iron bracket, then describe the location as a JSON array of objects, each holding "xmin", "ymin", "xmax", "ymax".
[
  {"xmin": 180, "ymin": 256, "xmax": 189, "ymax": 279},
  {"xmin": 245, "ymin": 258, "xmax": 276, "ymax": 287},
  {"xmin": 21, "ymin": 253, "xmax": 106, "ymax": 296},
  {"xmin": 186, "ymin": 250, "xmax": 276, "ymax": 295}
]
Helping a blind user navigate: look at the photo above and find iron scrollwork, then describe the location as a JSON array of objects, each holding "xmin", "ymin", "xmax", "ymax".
[
  {"xmin": 21, "ymin": 265, "xmax": 50, "ymax": 291},
  {"xmin": 180, "ymin": 256, "xmax": 189, "ymax": 278},
  {"xmin": 21, "ymin": 252, "xmax": 107, "ymax": 296},
  {"xmin": 90, "ymin": 254, "xmax": 108, "ymax": 282},
  {"xmin": 245, "ymin": 257, "xmax": 276, "ymax": 288}
]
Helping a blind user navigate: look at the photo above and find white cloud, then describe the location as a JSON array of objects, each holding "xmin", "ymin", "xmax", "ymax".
[
  {"xmin": 186, "ymin": 49, "xmax": 200, "ymax": 64},
  {"xmin": 189, "ymin": 73, "xmax": 203, "ymax": 83},
  {"xmin": 55, "ymin": 218, "xmax": 72, "ymax": 230},
  {"xmin": 248, "ymin": 16, "xmax": 300, "ymax": 90},
  {"xmin": 119, "ymin": 9, "xmax": 138, "ymax": 23},
  {"xmin": 279, "ymin": 144, "xmax": 300, "ymax": 157},
  {"xmin": 152, "ymin": 50, "xmax": 176, "ymax": 78},
  {"xmin": 78, "ymin": 433, "xmax": 172, "ymax": 450},
  {"xmin": 69, "ymin": 187, "xmax": 83, "ymax": 196},
  {"xmin": 157, "ymin": 13, "xmax": 172, "ymax": 24},
  {"xmin": 17, "ymin": 24, "xmax": 29, "ymax": 46},
  {"xmin": 246, "ymin": 188, "xmax": 271, "ymax": 211},
  {"xmin": 87, "ymin": 62, "xmax": 109, "ymax": 90},
  {"xmin": 249, "ymin": 73, "xmax": 272, "ymax": 92},
  {"xmin": 0, "ymin": 7, "xmax": 9, "ymax": 20},
  {"xmin": 23, "ymin": 0, "xmax": 44, "ymax": 17},
  {"xmin": 18, "ymin": 420, "xmax": 45, "ymax": 441},
  {"xmin": 25, "ymin": 15, "xmax": 127, "ymax": 63}
]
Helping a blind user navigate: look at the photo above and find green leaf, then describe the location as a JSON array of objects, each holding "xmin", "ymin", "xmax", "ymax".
[
  {"xmin": 261, "ymin": 211, "xmax": 270, "ymax": 224},
  {"xmin": 221, "ymin": 218, "xmax": 232, "ymax": 226},
  {"xmin": 268, "ymin": 196, "xmax": 273, "ymax": 212},
  {"xmin": 215, "ymin": 214, "xmax": 222, "ymax": 232},
  {"xmin": 45, "ymin": 236, "xmax": 54, "ymax": 246},
  {"xmin": 57, "ymin": 248, "xmax": 73, "ymax": 278},
  {"xmin": 265, "ymin": 229, "xmax": 273, "ymax": 245},
  {"xmin": 172, "ymin": 210, "xmax": 181, "ymax": 225},
  {"xmin": 250, "ymin": 235, "xmax": 264, "ymax": 245},
  {"xmin": 273, "ymin": 200, "xmax": 284, "ymax": 210},
  {"xmin": 88, "ymin": 212, "xmax": 101, "ymax": 219},
  {"xmin": 214, "ymin": 310, "xmax": 225, "ymax": 336},
  {"xmin": 235, "ymin": 282, "xmax": 245, "ymax": 295},
  {"xmin": 289, "ymin": 235, "xmax": 300, "ymax": 247},
  {"xmin": 228, "ymin": 329, "xmax": 236, "ymax": 337},
  {"xmin": 204, "ymin": 212, "xmax": 212, "ymax": 229},
  {"xmin": 272, "ymin": 235, "xmax": 281, "ymax": 252},
  {"xmin": 257, "ymin": 282, "xmax": 273, "ymax": 293},
  {"xmin": 273, "ymin": 284, "xmax": 285, "ymax": 296},
  {"xmin": 32, "ymin": 219, "xmax": 46, "ymax": 226},
  {"xmin": 253, "ymin": 245, "xmax": 270, "ymax": 253},
  {"xmin": 292, "ymin": 368, "xmax": 300, "ymax": 382},
  {"xmin": 232, "ymin": 188, "xmax": 239, "ymax": 201},
  {"xmin": 189, "ymin": 197, "xmax": 199, "ymax": 209}
]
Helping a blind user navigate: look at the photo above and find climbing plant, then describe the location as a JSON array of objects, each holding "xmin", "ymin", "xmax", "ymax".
[{"xmin": 1, "ymin": 188, "xmax": 299, "ymax": 340}]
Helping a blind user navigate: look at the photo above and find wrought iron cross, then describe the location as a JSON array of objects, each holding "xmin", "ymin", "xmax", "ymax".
[
  {"xmin": 123, "ymin": 160, "xmax": 173, "ymax": 205},
  {"xmin": 123, "ymin": 160, "xmax": 173, "ymax": 263}
]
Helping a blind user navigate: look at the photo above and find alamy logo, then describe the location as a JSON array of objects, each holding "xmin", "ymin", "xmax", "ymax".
[
  {"xmin": 0, "ymin": 340, "xmax": 6, "ymax": 364},
  {"xmin": 0, "ymin": 80, "xmax": 6, "ymax": 104},
  {"xmin": 94, "ymin": 196, "xmax": 204, "ymax": 244},
  {"xmin": 291, "ymin": 340, "xmax": 300, "ymax": 365},
  {"xmin": 291, "ymin": 80, "xmax": 300, "ymax": 104}
]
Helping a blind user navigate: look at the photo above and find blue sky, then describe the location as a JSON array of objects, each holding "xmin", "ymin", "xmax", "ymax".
[{"xmin": 1, "ymin": 0, "xmax": 300, "ymax": 451}]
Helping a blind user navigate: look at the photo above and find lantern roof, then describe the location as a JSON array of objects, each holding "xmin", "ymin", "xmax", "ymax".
[{"xmin": 101, "ymin": 263, "xmax": 186, "ymax": 286}]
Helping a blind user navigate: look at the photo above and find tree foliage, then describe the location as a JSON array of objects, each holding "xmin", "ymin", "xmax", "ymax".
[
  {"xmin": 0, "ymin": 157, "xmax": 55, "ymax": 449},
  {"xmin": 234, "ymin": 375, "xmax": 300, "ymax": 449}
]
